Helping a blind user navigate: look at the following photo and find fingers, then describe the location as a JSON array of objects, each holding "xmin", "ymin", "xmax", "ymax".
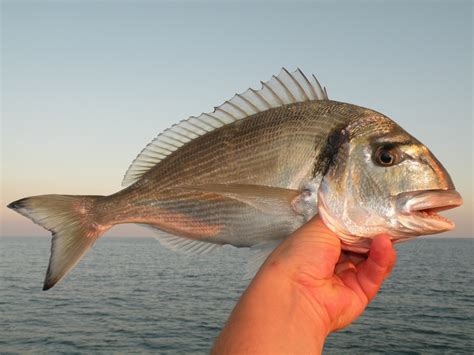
[
  {"xmin": 338, "ymin": 251, "xmax": 367, "ymax": 266},
  {"xmin": 356, "ymin": 234, "xmax": 396, "ymax": 302},
  {"xmin": 335, "ymin": 260, "xmax": 357, "ymax": 274},
  {"xmin": 385, "ymin": 247, "xmax": 397, "ymax": 278},
  {"xmin": 335, "ymin": 251, "xmax": 368, "ymax": 275}
]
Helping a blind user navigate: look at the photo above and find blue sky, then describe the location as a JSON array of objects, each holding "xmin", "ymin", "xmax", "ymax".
[{"xmin": 1, "ymin": 0, "xmax": 472, "ymax": 237}]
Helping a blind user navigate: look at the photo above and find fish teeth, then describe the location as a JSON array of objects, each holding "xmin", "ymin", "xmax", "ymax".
[{"xmin": 412, "ymin": 210, "xmax": 450, "ymax": 223}]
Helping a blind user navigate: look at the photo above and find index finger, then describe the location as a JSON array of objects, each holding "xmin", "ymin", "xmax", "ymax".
[{"xmin": 356, "ymin": 235, "xmax": 396, "ymax": 302}]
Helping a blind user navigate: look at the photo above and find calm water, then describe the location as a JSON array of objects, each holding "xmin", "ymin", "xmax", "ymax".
[{"xmin": 0, "ymin": 237, "xmax": 473, "ymax": 354}]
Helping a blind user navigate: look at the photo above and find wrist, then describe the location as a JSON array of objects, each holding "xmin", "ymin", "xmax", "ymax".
[
  {"xmin": 213, "ymin": 262, "xmax": 329, "ymax": 354},
  {"xmin": 248, "ymin": 260, "xmax": 330, "ymax": 352}
]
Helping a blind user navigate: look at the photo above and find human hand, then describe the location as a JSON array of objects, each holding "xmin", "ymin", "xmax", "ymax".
[{"xmin": 212, "ymin": 216, "xmax": 397, "ymax": 354}]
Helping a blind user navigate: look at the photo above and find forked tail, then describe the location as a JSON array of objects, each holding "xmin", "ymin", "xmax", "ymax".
[{"xmin": 7, "ymin": 194, "xmax": 110, "ymax": 290}]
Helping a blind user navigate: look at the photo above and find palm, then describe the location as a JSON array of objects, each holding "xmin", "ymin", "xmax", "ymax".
[{"xmin": 269, "ymin": 217, "xmax": 396, "ymax": 333}]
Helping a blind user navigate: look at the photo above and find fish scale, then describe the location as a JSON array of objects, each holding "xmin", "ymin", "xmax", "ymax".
[{"xmin": 96, "ymin": 102, "xmax": 355, "ymax": 241}]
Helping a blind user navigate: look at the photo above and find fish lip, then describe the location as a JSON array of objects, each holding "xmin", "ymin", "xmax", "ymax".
[
  {"xmin": 395, "ymin": 189, "xmax": 463, "ymax": 231},
  {"xmin": 397, "ymin": 189, "xmax": 463, "ymax": 213}
]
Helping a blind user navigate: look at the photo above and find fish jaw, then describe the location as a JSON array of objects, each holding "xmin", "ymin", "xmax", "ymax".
[{"xmin": 395, "ymin": 189, "xmax": 463, "ymax": 234}]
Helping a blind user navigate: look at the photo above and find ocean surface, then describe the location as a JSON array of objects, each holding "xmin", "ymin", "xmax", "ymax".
[{"xmin": 0, "ymin": 237, "xmax": 473, "ymax": 354}]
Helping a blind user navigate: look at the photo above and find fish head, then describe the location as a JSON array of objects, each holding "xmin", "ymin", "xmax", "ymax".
[{"xmin": 317, "ymin": 114, "xmax": 463, "ymax": 252}]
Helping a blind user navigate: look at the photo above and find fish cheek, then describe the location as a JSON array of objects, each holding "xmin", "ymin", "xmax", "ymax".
[
  {"xmin": 346, "ymin": 150, "xmax": 395, "ymax": 227},
  {"xmin": 318, "ymin": 155, "xmax": 392, "ymax": 242}
]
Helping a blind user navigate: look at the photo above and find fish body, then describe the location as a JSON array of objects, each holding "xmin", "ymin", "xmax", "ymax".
[
  {"xmin": 8, "ymin": 68, "xmax": 462, "ymax": 290},
  {"xmin": 100, "ymin": 100, "xmax": 363, "ymax": 246}
]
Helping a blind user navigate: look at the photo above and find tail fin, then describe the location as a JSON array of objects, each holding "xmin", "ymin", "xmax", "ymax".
[{"xmin": 7, "ymin": 194, "xmax": 110, "ymax": 290}]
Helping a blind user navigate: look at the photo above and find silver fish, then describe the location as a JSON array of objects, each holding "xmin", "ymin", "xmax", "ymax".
[{"xmin": 8, "ymin": 68, "xmax": 463, "ymax": 290}]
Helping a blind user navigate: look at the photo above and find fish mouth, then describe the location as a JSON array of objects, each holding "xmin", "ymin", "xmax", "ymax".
[{"xmin": 396, "ymin": 189, "xmax": 463, "ymax": 233}]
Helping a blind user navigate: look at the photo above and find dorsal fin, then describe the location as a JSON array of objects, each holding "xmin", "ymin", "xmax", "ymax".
[{"xmin": 122, "ymin": 68, "xmax": 329, "ymax": 187}]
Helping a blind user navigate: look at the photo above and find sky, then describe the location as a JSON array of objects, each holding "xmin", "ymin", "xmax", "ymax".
[{"xmin": 1, "ymin": 0, "xmax": 472, "ymax": 238}]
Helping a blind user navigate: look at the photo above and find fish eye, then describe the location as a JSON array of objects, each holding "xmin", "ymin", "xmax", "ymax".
[{"xmin": 373, "ymin": 145, "xmax": 402, "ymax": 167}]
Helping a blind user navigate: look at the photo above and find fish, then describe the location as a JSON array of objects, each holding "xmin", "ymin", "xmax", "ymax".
[{"xmin": 7, "ymin": 68, "xmax": 463, "ymax": 290}]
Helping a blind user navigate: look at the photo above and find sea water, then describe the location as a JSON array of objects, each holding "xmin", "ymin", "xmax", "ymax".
[{"xmin": 0, "ymin": 237, "xmax": 473, "ymax": 354}]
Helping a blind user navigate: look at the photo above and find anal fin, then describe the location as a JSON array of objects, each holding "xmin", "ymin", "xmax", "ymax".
[{"xmin": 138, "ymin": 224, "xmax": 220, "ymax": 255}]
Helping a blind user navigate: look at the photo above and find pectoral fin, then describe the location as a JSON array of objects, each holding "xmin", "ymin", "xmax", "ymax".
[{"xmin": 177, "ymin": 183, "xmax": 302, "ymax": 216}]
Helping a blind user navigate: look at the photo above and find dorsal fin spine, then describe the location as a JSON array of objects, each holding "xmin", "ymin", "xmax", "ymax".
[
  {"xmin": 312, "ymin": 74, "xmax": 326, "ymax": 99},
  {"xmin": 236, "ymin": 93, "xmax": 260, "ymax": 113},
  {"xmin": 260, "ymin": 80, "xmax": 284, "ymax": 105},
  {"xmin": 171, "ymin": 129, "xmax": 195, "ymax": 140},
  {"xmin": 162, "ymin": 132, "xmax": 189, "ymax": 144},
  {"xmin": 150, "ymin": 144, "xmax": 174, "ymax": 153},
  {"xmin": 215, "ymin": 106, "xmax": 238, "ymax": 121},
  {"xmin": 143, "ymin": 148, "xmax": 167, "ymax": 158},
  {"xmin": 180, "ymin": 123, "xmax": 207, "ymax": 135},
  {"xmin": 168, "ymin": 127, "xmax": 194, "ymax": 140},
  {"xmin": 225, "ymin": 100, "xmax": 248, "ymax": 116},
  {"xmin": 193, "ymin": 116, "xmax": 217, "ymax": 130},
  {"xmin": 284, "ymin": 67, "xmax": 309, "ymax": 101},
  {"xmin": 139, "ymin": 153, "xmax": 165, "ymax": 161},
  {"xmin": 298, "ymin": 68, "xmax": 318, "ymax": 100},
  {"xmin": 202, "ymin": 113, "xmax": 227, "ymax": 125},
  {"xmin": 171, "ymin": 125, "xmax": 199, "ymax": 140},
  {"xmin": 250, "ymin": 88, "xmax": 271, "ymax": 109},
  {"xmin": 160, "ymin": 140, "xmax": 183, "ymax": 149},
  {"xmin": 273, "ymin": 75, "xmax": 296, "ymax": 103},
  {"xmin": 186, "ymin": 120, "xmax": 212, "ymax": 133}
]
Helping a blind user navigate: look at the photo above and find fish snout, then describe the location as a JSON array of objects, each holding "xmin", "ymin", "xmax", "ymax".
[{"xmin": 421, "ymin": 149, "xmax": 456, "ymax": 190}]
